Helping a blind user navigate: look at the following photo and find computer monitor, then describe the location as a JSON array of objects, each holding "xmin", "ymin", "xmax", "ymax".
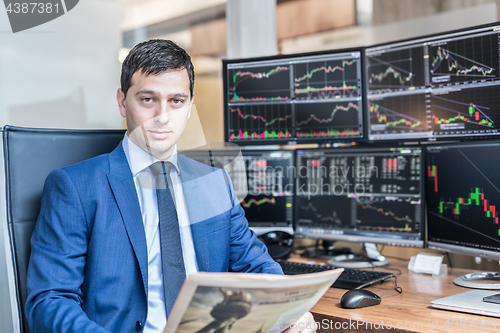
[
  {"xmin": 365, "ymin": 22, "xmax": 500, "ymax": 142},
  {"xmin": 223, "ymin": 48, "xmax": 365, "ymax": 145},
  {"xmin": 295, "ymin": 146, "xmax": 425, "ymax": 266},
  {"xmin": 426, "ymin": 141, "xmax": 500, "ymax": 289},
  {"xmin": 180, "ymin": 148, "xmax": 294, "ymax": 234}
]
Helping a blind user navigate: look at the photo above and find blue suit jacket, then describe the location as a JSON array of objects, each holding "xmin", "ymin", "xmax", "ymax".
[{"xmin": 25, "ymin": 142, "xmax": 282, "ymax": 333}]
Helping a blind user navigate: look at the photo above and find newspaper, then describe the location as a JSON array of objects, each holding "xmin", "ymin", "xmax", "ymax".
[{"xmin": 164, "ymin": 269, "xmax": 343, "ymax": 333}]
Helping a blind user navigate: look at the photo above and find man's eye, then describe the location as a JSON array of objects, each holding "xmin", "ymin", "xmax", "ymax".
[
  {"xmin": 142, "ymin": 97, "xmax": 153, "ymax": 103},
  {"xmin": 172, "ymin": 99, "xmax": 183, "ymax": 105}
]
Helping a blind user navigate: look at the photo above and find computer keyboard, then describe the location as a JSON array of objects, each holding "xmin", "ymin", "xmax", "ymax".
[{"xmin": 277, "ymin": 260, "xmax": 395, "ymax": 290}]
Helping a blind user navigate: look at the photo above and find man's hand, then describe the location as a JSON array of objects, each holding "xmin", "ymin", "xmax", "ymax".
[{"xmin": 283, "ymin": 312, "xmax": 317, "ymax": 333}]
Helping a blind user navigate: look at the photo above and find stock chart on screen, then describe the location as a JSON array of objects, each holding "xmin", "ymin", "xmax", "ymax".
[
  {"xmin": 426, "ymin": 142, "xmax": 500, "ymax": 257},
  {"xmin": 224, "ymin": 50, "xmax": 364, "ymax": 144},
  {"xmin": 366, "ymin": 23, "xmax": 500, "ymax": 141},
  {"xmin": 294, "ymin": 146, "xmax": 424, "ymax": 247},
  {"xmin": 180, "ymin": 149, "xmax": 294, "ymax": 230}
]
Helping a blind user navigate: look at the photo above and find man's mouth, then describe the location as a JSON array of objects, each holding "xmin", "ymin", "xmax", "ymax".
[{"xmin": 148, "ymin": 130, "xmax": 172, "ymax": 140}]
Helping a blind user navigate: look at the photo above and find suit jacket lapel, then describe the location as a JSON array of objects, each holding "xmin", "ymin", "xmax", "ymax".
[{"xmin": 107, "ymin": 142, "xmax": 148, "ymax": 291}]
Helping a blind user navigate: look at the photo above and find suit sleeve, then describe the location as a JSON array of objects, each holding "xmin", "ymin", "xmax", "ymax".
[
  {"xmin": 25, "ymin": 169, "xmax": 110, "ymax": 333},
  {"xmin": 222, "ymin": 170, "xmax": 284, "ymax": 275}
]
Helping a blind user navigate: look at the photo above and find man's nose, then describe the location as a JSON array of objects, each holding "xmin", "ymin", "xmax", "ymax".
[{"xmin": 155, "ymin": 103, "xmax": 170, "ymax": 123}]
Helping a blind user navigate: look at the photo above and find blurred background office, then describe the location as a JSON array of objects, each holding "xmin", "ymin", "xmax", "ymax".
[{"xmin": 1, "ymin": 0, "xmax": 499, "ymax": 331}]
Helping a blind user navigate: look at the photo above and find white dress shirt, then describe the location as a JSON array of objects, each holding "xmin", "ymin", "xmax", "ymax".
[{"xmin": 122, "ymin": 134, "xmax": 198, "ymax": 332}]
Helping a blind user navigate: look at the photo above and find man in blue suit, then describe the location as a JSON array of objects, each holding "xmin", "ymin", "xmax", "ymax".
[{"xmin": 25, "ymin": 40, "xmax": 316, "ymax": 333}]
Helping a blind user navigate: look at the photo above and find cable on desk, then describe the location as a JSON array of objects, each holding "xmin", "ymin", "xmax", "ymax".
[
  {"xmin": 379, "ymin": 276, "xmax": 403, "ymax": 298},
  {"xmin": 380, "ymin": 286, "xmax": 403, "ymax": 297}
]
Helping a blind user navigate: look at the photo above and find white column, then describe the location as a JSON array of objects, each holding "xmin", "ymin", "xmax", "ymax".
[{"xmin": 226, "ymin": 0, "xmax": 278, "ymax": 59}]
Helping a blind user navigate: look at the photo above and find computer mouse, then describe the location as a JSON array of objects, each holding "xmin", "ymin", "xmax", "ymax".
[{"xmin": 340, "ymin": 289, "xmax": 381, "ymax": 309}]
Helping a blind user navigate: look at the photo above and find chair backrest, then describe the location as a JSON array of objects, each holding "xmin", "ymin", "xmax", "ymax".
[{"xmin": 3, "ymin": 126, "xmax": 125, "ymax": 333}]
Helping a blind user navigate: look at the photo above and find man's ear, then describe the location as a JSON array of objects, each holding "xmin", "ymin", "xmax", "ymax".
[
  {"xmin": 188, "ymin": 93, "xmax": 195, "ymax": 119},
  {"xmin": 117, "ymin": 88, "xmax": 127, "ymax": 117}
]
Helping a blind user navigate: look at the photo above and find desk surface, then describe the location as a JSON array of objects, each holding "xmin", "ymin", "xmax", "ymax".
[{"xmin": 295, "ymin": 257, "xmax": 500, "ymax": 333}]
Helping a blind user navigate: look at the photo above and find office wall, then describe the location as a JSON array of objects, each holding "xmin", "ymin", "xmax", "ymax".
[
  {"xmin": 281, "ymin": 2, "xmax": 498, "ymax": 53},
  {"xmin": 0, "ymin": 1, "xmax": 122, "ymax": 331},
  {"xmin": 0, "ymin": 0, "xmax": 122, "ymax": 129},
  {"xmin": 372, "ymin": 0, "xmax": 495, "ymax": 25},
  {"xmin": 192, "ymin": 74, "xmax": 224, "ymax": 145}
]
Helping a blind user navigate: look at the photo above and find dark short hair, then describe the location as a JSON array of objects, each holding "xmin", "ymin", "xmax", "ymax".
[{"xmin": 120, "ymin": 39, "xmax": 195, "ymax": 98}]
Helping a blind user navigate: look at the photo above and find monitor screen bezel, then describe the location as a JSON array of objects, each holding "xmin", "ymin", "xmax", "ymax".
[
  {"xmin": 427, "ymin": 241, "xmax": 500, "ymax": 261},
  {"xmin": 293, "ymin": 144, "xmax": 426, "ymax": 248},
  {"xmin": 222, "ymin": 46, "xmax": 368, "ymax": 146}
]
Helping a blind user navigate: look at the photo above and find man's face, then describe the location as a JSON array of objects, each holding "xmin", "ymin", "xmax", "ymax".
[{"xmin": 116, "ymin": 69, "xmax": 194, "ymax": 160}]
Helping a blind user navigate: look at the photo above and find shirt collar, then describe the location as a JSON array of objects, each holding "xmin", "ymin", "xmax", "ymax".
[{"xmin": 122, "ymin": 133, "xmax": 180, "ymax": 177}]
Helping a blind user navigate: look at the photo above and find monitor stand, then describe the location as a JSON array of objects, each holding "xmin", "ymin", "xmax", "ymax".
[
  {"xmin": 454, "ymin": 272, "xmax": 500, "ymax": 290},
  {"xmin": 300, "ymin": 240, "xmax": 353, "ymax": 258},
  {"xmin": 327, "ymin": 243, "xmax": 390, "ymax": 268}
]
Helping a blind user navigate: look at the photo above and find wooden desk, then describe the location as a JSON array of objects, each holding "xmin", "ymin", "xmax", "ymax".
[{"xmin": 298, "ymin": 258, "xmax": 500, "ymax": 333}]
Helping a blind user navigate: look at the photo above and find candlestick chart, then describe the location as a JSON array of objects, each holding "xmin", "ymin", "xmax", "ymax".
[
  {"xmin": 228, "ymin": 64, "xmax": 291, "ymax": 102},
  {"xmin": 429, "ymin": 34, "xmax": 499, "ymax": 86},
  {"xmin": 294, "ymin": 58, "xmax": 360, "ymax": 100},
  {"xmin": 368, "ymin": 93, "xmax": 427, "ymax": 136},
  {"xmin": 296, "ymin": 196, "xmax": 350, "ymax": 227},
  {"xmin": 355, "ymin": 197, "xmax": 420, "ymax": 232},
  {"xmin": 240, "ymin": 194, "xmax": 291, "ymax": 226},
  {"xmin": 426, "ymin": 144, "xmax": 500, "ymax": 248},
  {"xmin": 294, "ymin": 101, "xmax": 361, "ymax": 139},
  {"xmin": 225, "ymin": 50, "xmax": 365, "ymax": 143},
  {"xmin": 183, "ymin": 149, "xmax": 295, "ymax": 228},
  {"xmin": 241, "ymin": 197, "xmax": 276, "ymax": 208},
  {"xmin": 430, "ymin": 86, "xmax": 500, "ymax": 135},
  {"xmin": 367, "ymin": 46, "xmax": 425, "ymax": 93},
  {"xmin": 241, "ymin": 151, "xmax": 294, "ymax": 227},
  {"xmin": 295, "ymin": 147, "xmax": 424, "ymax": 244},
  {"xmin": 228, "ymin": 103, "xmax": 293, "ymax": 141}
]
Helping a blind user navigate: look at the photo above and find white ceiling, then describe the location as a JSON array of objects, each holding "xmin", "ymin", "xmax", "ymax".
[{"xmin": 119, "ymin": 0, "xmax": 227, "ymax": 30}]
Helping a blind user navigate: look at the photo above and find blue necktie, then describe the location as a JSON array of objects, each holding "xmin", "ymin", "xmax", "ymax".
[{"xmin": 150, "ymin": 161, "xmax": 186, "ymax": 317}]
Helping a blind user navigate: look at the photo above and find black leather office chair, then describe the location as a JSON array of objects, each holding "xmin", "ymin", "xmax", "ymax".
[{"xmin": 3, "ymin": 126, "xmax": 125, "ymax": 333}]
